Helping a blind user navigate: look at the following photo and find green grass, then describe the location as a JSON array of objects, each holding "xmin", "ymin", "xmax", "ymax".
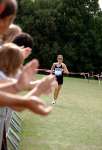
[{"xmin": 19, "ymin": 75, "xmax": 102, "ymax": 150}]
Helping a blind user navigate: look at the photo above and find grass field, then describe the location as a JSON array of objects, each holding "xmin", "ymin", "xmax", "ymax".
[{"xmin": 19, "ymin": 75, "xmax": 102, "ymax": 150}]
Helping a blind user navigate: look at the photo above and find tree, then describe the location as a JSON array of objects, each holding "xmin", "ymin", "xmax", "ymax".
[{"xmin": 15, "ymin": 0, "xmax": 102, "ymax": 72}]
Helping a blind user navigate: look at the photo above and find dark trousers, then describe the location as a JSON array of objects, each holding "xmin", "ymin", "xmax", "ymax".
[{"xmin": 1, "ymin": 124, "xmax": 8, "ymax": 150}]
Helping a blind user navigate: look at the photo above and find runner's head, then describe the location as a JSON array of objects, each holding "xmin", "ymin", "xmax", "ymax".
[{"xmin": 57, "ymin": 54, "xmax": 63, "ymax": 63}]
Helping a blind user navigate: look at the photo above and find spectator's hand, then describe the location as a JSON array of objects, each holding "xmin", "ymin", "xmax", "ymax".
[
  {"xmin": 22, "ymin": 47, "xmax": 32, "ymax": 59},
  {"xmin": 26, "ymin": 75, "xmax": 58, "ymax": 97},
  {"xmin": 16, "ymin": 59, "xmax": 39, "ymax": 91},
  {"xmin": 26, "ymin": 96, "xmax": 52, "ymax": 115},
  {"xmin": 11, "ymin": 96, "xmax": 52, "ymax": 116}
]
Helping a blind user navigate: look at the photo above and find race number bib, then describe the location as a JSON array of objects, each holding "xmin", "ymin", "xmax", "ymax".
[{"xmin": 55, "ymin": 68, "xmax": 62, "ymax": 76}]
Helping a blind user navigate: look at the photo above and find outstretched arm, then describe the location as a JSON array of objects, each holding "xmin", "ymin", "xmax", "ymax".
[
  {"xmin": 51, "ymin": 63, "xmax": 55, "ymax": 74},
  {"xmin": 0, "ymin": 91, "xmax": 52, "ymax": 116},
  {"xmin": 25, "ymin": 75, "xmax": 57, "ymax": 97}
]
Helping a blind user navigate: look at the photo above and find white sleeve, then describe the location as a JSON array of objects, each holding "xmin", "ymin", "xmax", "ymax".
[{"xmin": 0, "ymin": 71, "xmax": 8, "ymax": 80}]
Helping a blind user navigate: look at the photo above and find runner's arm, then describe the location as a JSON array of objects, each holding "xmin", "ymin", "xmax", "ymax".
[
  {"xmin": 63, "ymin": 63, "xmax": 69, "ymax": 74},
  {"xmin": 51, "ymin": 63, "xmax": 55, "ymax": 74}
]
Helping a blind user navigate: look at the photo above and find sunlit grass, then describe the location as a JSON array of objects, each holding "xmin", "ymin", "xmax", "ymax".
[{"xmin": 20, "ymin": 75, "xmax": 102, "ymax": 150}]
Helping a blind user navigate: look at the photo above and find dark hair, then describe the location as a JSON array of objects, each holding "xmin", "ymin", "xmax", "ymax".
[
  {"xmin": 0, "ymin": 0, "xmax": 17, "ymax": 19},
  {"xmin": 13, "ymin": 32, "xmax": 33, "ymax": 49}
]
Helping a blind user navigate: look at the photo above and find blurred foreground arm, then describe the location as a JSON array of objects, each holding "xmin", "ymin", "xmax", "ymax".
[{"xmin": 0, "ymin": 91, "xmax": 52, "ymax": 116}]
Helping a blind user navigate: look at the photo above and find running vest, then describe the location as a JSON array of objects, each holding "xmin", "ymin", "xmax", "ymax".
[{"xmin": 54, "ymin": 64, "xmax": 63, "ymax": 76}]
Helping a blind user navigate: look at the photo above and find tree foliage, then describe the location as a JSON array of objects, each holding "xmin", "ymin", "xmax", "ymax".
[{"xmin": 16, "ymin": 0, "xmax": 102, "ymax": 73}]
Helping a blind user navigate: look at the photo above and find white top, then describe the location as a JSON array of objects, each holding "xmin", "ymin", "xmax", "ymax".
[
  {"xmin": 0, "ymin": 71, "xmax": 17, "ymax": 83},
  {"xmin": 0, "ymin": 71, "xmax": 8, "ymax": 80}
]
